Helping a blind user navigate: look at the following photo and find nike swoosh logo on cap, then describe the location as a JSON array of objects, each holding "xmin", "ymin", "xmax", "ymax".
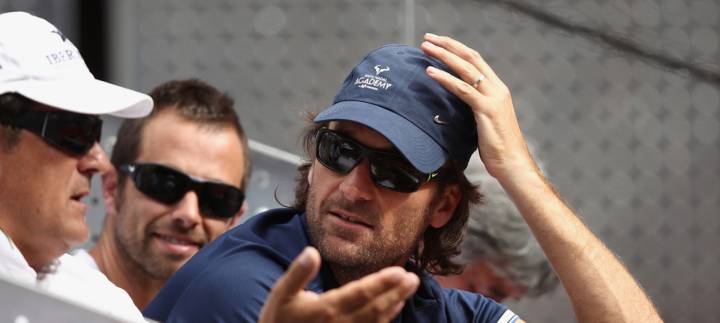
[{"xmin": 433, "ymin": 115, "xmax": 449, "ymax": 125}]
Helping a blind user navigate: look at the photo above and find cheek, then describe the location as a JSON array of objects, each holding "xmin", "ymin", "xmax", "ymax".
[
  {"xmin": 309, "ymin": 164, "xmax": 341, "ymax": 200},
  {"xmin": 117, "ymin": 194, "xmax": 162, "ymax": 234},
  {"xmin": 39, "ymin": 170, "xmax": 76, "ymax": 210},
  {"xmin": 203, "ymin": 219, "xmax": 230, "ymax": 240},
  {"xmin": 380, "ymin": 195, "xmax": 428, "ymax": 223}
]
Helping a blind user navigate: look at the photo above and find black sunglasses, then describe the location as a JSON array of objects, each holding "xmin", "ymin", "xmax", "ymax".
[
  {"xmin": 0, "ymin": 109, "xmax": 102, "ymax": 156},
  {"xmin": 119, "ymin": 163, "xmax": 244, "ymax": 219},
  {"xmin": 315, "ymin": 128, "xmax": 439, "ymax": 193}
]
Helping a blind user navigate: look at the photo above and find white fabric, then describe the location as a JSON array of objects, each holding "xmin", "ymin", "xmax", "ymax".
[
  {"xmin": 0, "ymin": 12, "xmax": 152, "ymax": 117},
  {"xmin": 0, "ymin": 230, "xmax": 146, "ymax": 322},
  {"xmin": 497, "ymin": 309, "xmax": 520, "ymax": 323},
  {"xmin": 71, "ymin": 248, "xmax": 99, "ymax": 271}
]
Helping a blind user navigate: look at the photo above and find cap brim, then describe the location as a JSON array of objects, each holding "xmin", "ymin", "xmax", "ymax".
[
  {"xmin": 7, "ymin": 78, "xmax": 152, "ymax": 118},
  {"xmin": 314, "ymin": 100, "xmax": 447, "ymax": 174}
]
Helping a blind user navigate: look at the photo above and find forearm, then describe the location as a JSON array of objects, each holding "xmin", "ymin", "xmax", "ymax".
[
  {"xmin": 499, "ymin": 167, "xmax": 661, "ymax": 322},
  {"xmin": 419, "ymin": 33, "xmax": 661, "ymax": 322}
]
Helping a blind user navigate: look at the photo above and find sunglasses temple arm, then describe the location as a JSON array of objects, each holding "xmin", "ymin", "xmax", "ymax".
[{"xmin": 40, "ymin": 112, "xmax": 50, "ymax": 138}]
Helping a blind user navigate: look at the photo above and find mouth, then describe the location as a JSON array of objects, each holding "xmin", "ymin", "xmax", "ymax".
[
  {"xmin": 329, "ymin": 209, "xmax": 374, "ymax": 230},
  {"xmin": 152, "ymin": 233, "xmax": 202, "ymax": 254},
  {"xmin": 70, "ymin": 191, "xmax": 89, "ymax": 202}
]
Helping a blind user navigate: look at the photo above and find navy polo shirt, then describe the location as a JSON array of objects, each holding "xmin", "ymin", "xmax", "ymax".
[{"xmin": 144, "ymin": 208, "xmax": 519, "ymax": 323}]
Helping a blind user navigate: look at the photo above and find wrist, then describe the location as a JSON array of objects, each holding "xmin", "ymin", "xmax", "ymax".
[{"xmin": 490, "ymin": 157, "xmax": 542, "ymax": 186}]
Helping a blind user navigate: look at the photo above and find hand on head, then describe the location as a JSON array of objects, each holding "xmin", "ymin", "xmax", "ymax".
[
  {"xmin": 421, "ymin": 33, "xmax": 538, "ymax": 183},
  {"xmin": 259, "ymin": 247, "xmax": 420, "ymax": 323}
]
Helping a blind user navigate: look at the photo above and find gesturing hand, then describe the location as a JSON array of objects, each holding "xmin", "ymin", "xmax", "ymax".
[{"xmin": 259, "ymin": 247, "xmax": 420, "ymax": 323}]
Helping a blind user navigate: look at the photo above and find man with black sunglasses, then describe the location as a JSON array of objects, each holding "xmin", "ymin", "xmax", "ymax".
[
  {"xmin": 146, "ymin": 35, "xmax": 660, "ymax": 322},
  {"xmin": 76, "ymin": 79, "xmax": 250, "ymax": 310},
  {"xmin": 0, "ymin": 12, "xmax": 152, "ymax": 322}
]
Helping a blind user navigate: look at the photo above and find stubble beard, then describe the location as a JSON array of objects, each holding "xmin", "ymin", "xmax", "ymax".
[
  {"xmin": 114, "ymin": 207, "xmax": 185, "ymax": 281},
  {"xmin": 305, "ymin": 185, "xmax": 431, "ymax": 282}
]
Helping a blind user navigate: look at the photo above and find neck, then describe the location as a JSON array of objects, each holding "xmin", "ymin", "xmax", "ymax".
[
  {"xmin": 0, "ymin": 222, "xmax": 63, "ymax": 273},
  {"xmin": 329, "ymin": 256, "xmax": 410, "ymax": 286},
  {"xmin": 330, "ymin": 264, "xmax": 376, "ymax": 285},
  {"xmin": 89, "ymin": 231, "xmax": 164, "ymax": 310}
]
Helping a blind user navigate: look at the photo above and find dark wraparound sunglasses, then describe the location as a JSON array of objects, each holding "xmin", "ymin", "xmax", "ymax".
[
  {"xmin": 315, "ymin": 128, "xmax": 439, "ymax": 193},
  {"xmin": 119, "ymin": 163, "xmax": 245, "ymax": 219},
  {"xmin": 0, "ymin": 109, "xmax": 102, "ymax": 156}
]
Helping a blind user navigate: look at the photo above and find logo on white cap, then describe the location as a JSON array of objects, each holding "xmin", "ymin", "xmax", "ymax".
[{"xmin": 50, "ymin": 29, "xmax": 67, "ymax": 42}]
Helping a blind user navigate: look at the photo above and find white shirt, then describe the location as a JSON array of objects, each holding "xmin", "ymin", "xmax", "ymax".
[
  {"xmin": 0, "ymin": 229, "xmax": 146, "ymax": 322},
  {"xmin": 72, "ymin": 248, "xmax": 99, "ymax": 270}
]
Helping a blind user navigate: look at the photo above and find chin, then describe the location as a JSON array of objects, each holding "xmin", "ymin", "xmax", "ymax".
[{"xmin": 63, "ymin": 227, "xmax": 90, "ymax": 248}]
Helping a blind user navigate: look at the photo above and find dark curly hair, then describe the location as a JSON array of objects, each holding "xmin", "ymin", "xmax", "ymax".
[{"xmin": 291, "ymin": 112, "xmax": 482, "ymax": 275}]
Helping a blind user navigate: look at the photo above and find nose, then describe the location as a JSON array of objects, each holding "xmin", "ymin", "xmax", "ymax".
[
  {"xmin": 338, "ymin": 159, "xmax": 375, "ymax": 202},
  {"xmin": 170, "ymin": 190, "xmax": 202, "ymax": 230},
  {"xmin": 77, "ymin": 142, "xmax": 112, "ymax": 175}
]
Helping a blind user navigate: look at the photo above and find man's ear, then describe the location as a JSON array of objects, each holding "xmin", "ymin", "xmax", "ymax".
[
  {"xmin": 307, "ymin": 163, "xmax": 315, "ymax": 186},
  {"xmin": 430, "ymin": 184, "xmax": 460, "ymax": 228},
  {"xmin": 101, "ymin": 167, "xmax": 120, "ymax": 217},
  {"xmin": 228, "ymin": 201, "xmax": 248, "ymax": 228}
]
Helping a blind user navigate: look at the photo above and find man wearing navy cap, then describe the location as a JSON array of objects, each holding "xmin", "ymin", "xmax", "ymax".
[{"xmin": 145, "ymin": 34, "xmax": 660, "ymax": 323}]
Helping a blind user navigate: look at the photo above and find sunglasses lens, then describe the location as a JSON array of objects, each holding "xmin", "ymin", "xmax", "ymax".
[
  {"xmin": 316, "ymin": 129, "xmax": 426, "ymax": 193},
  {"xmin": 369, "ymin": 158, "xmax": 423, "ymax": 193},
  {"xmin": 53, "ymin": 114, "xmax": 101, "ymax": 155},
  {"xmin": 10, "ymin": 110, "xmax": 102, "ymax": 156},
  {"xmin": 317, "ymin": 130, "xmax": 361, "ymax": 174},
  {"xmin": 133, "ymin": 165, "xmax": 188, "ymax": 204},
  {"xmin": 197, "ymin": 183, "xmax": 245, "ymax": 218},
  {"xmin": 127, "ymin": 163, "xmax": 244, "ymax": 219}
]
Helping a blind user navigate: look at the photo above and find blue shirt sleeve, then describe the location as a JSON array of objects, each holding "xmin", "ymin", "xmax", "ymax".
[{"xmin": 440, "ymin": 288, "xmax": 514, "ymax": 323}]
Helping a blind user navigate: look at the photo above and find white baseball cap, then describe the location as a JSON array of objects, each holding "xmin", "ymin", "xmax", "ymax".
[{"xmin": 0, "ymin": 11, "xmax": 152, "ymax": 117}]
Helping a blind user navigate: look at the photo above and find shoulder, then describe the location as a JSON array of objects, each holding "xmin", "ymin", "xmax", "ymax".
[
  {"xmin": 56, "ymin": 253, "xmax": 111, "ymax": 284},
  {"xmin": 145, "ymin": 208, "xmax": 308, "ymax": 322},
  {"xmin": 45, "ymin": 254, "xmax": 145, "ymax": 322},
  {"xmin": 0, "ymin": 229, "xmax": 37, "ymax": 284},
  {"xmin": 169, "ymin": 255, "xmax": 287, "ymax": 322},
  {"xmin": 406, "ymin": 270, "xmax": 518, "ymax": 323},
  {"xmin": 236, "ymin": 208, "xmax": 309, "ymax": 246},
  {"xmin": 440, "ymin": 288, "xmax": 519, "ymax": 323},
  {"xmin": 68, "ymin": 248, "xmax": 98, "ymax": 270}
]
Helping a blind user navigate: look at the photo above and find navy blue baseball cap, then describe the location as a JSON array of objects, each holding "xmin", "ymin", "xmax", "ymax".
[{"xmin": 314, "ymin": 44, "xmax": 478, "ymax": 174}]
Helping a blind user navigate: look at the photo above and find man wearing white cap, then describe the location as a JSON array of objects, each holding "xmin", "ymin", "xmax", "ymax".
[{"xmin": 0, "ymin": 11, "xmax": 152, "ymax": 322}]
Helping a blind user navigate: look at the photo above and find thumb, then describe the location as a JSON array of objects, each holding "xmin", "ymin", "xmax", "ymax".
[
  {"xmin": 259, "ymin": 247, "xmax": 321, "ymax": 323},
  {"xmin": 271, "ymin": 247, "xmax": 321, "ymax": 301}
]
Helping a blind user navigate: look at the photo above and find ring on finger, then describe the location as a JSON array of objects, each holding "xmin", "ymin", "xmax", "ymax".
[{"xmin": 472, "ymin": 74, "xmax": 485, "ymax": 88}]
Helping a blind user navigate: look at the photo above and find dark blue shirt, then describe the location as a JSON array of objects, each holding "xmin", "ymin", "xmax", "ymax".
[{"xmin": 144, "ymin": 208, "xmax": 519, "ymax": 323}]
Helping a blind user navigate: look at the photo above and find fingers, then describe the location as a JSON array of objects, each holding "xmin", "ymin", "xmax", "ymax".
[
  {"xmin": 259, "ymin": 247, "xmax": 321, "ymax": 323},
  {"xmin": 420, "ymin": 39, "xmax": 485, "ymax": 87},
  {"xmin": 347, "ymin": 273, "xmax": 419, "ymax": 323},
  {"xmin": 421, "ymin": 33, "xmax": 513, "ymax": 115},
  {"xmin": 268, "ymin": 247, "xmax": 321, "ymax": 304},
  {"xmin": 425, "ymin": 65, "xmax": 489, "ymax": 113},
  {"xmin": 261, "ymin": 263, "xmax": 418, "ymax": 323},
  {"xmin": 322, "ymin": 266, "xmax": 419, "ymax": 314},
  {"xmin": 422, "ymin": 33, "xmax": 501, "ymax": 84}
]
